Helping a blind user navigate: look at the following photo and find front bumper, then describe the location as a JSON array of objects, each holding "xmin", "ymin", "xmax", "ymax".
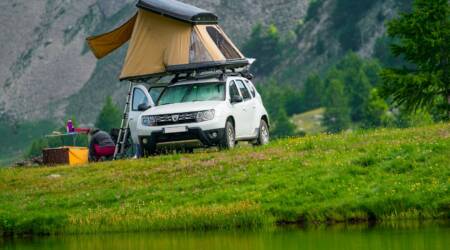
[{"xmin": 139, "ymin": 128, "xmax": 225, "ymax": 149}]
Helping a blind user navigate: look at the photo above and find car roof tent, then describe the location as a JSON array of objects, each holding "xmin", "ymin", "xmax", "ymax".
[{"xmin": 86, "ymin": 0, "xmax": 248, "ymax": 82}]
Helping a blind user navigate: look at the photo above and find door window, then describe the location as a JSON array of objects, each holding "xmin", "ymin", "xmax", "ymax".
[
  {"xmin": 132, "ymin": 88, "xmax": 149, "ymax": 111},
  {"xmin": 236, "ymin": 80, "xmax": 252, "ymax": 100},
  {"xmin": 245, "ymin": 80, "xmax": 256, "ymax": 97},
  {"xmin": 229, "ymin": 81, "xmax": 241, "ymax": 100}
]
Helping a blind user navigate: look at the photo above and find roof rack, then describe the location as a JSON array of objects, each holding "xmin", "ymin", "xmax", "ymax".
[
  {"xmin": 126, "ymin": 59, "xmax": 253, "ymax": 84},
  {"xmin": 166, "ymin": 59, "xmax": 249, "ymax": 74},
  {"xmin": 170, "ymin": 68, "xmax": 253, "ymax": 84}
]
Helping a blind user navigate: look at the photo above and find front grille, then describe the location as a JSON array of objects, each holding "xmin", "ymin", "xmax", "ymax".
[{"xmin": 155, "ymin": 112, "xmax": 197, "ymax": 126}]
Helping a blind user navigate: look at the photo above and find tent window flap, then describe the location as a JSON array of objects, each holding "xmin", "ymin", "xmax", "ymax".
[
  {"xmin": 189, "ymin": 30, "xmax": 213, "ymax": 63},
  {"xmin": 206, "ymin": 26, "xmax": 241, "ymax": 60}
]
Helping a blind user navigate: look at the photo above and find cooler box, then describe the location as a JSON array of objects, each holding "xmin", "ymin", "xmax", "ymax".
[{"xmin": 43, "ymin": 147, "xmax": 89, "ymax": 166}]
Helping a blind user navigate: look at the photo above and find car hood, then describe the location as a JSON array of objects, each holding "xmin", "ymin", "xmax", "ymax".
[{"xmin": 144, "ymin": 101, "xmax": 224, "ymax": 115}]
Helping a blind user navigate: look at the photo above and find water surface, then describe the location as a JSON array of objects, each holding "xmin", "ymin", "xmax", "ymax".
[{"xmin": 2, "ymin": 223, "xmax": 448, "ymax": 250}]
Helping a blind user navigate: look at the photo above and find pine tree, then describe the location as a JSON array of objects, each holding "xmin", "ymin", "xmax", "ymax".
[
  {"xmin": 323, "ymin": 79, "xmax": 351, "ymax": 133},
  {"xmin": 272, "ymin": 107, "xmax": 297, "ymax": 138},
  {"xmin": 361, "ymin": 89, "xmax": 392, "ymax": 128},
  {"xmin": 336, "ymin": 53, "xmax": 373, "ymax": 122},
  {"xmin": 95, "ymin": 96, "xmax": 121, "ymax": 133},
  {"xmin": 301, "ymin": 73, "xmax": 324, "ymax": 112},
  {"xmin": 381, "ymin": 0, "xmax": 450, "ymax": 119}
]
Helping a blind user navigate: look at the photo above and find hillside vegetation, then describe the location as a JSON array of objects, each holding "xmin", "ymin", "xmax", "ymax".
[{"xmin": 0, "ymin": 123, "xmax": 449, "ymax": 235}]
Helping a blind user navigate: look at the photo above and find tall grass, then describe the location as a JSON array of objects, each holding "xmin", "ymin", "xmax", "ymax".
[{"xmin": 0, "ymin": 123, "xmax": 449, "ymax": 235}]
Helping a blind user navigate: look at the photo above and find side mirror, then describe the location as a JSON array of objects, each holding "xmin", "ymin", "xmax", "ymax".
[
  {"xmin": 231, "ymin": 95, "xmax": 243, "ymax": 104},
  {"xmin": 137, "ymin": 103, "xmax": 151, "ymax": 111}
]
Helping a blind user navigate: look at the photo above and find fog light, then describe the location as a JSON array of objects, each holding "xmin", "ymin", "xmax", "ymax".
[
  {"xmin": 210, "ymin": 132, "xmax": 218, "ymax": 138},
  {"xmin": 142, "ymin": 138, "xmax": 148, "ymax": 144}
]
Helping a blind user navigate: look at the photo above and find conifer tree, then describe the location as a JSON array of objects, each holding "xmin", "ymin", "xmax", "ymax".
[
  {"xmin": 301, "ymin": 73, "xmax": 324, "ymax": 112},
  {"xmin": 242, "ymin": 24, "xmax": 284, "ymax": 76},
  {"xmin": 323, "ymin": 79, "xmax": 351, "ymax": 133},
  {"xmin": 361, "ymin": 89, "xmax": 392, "ymax": 128},
  {"xmin": 381, "ymin": 0, "xmax": 450, "ymax": 119},
  {"xmin": 272, "ymin": 107, "xmax": 297, "ymax": 138},
  {"xmin": 95, "ymin": 96, "xmax": 121, "ymax": 133}
]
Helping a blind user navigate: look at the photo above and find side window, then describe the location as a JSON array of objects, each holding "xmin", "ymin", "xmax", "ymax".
[
  {"xmin": 236, "ymin": 80, "xmax": 251, "ymax": 100},
  {"xmin": 132, "ymin": 88, "xmax": 148, "ymax": 111},
  {"xmin": 229, "ymin": 81, "xmax": 241, "ymax": 99},
  {"xmin": 245, "ymin": 80, "xmax": 256, "ymax": 97}
]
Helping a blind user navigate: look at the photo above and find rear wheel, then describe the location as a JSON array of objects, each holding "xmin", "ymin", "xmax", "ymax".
[
  {"xmin": 220, "ymin": 120, "xmax": 236, "ymax": 150},
  {"xmin": 254, "ymin": 119, "xmax": 270, "ymax": 146}
]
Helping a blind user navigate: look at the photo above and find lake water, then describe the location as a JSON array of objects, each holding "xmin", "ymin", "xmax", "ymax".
[{"xmin": 1, "ymin": 223, "xmax": 448, "ymax": 250}]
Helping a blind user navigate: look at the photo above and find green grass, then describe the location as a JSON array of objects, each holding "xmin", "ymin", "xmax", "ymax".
[
  {"xmin": 0, "ymin": 124, "xmax": 449, "ymax": 235},
  {"xmin": 292, "ymin": 108, "xmax": 325, "ymax": 135}
]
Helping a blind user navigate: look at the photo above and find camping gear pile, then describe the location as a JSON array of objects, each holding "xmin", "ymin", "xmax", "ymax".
[{"xmin": 86, "ymin": 0, "xmax": 252, "ymax": 160}]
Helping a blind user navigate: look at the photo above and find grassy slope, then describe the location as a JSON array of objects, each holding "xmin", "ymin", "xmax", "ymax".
[
  {"xmin": 0, "ymin": 124, "xmax": 449, "ymax": 235},
  {"xmin": 292, "ymin": 108, "xmax": 326, "ymax": 135}
]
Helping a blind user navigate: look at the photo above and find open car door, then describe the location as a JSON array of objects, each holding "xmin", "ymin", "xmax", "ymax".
[
  {"xmin": 129, "ymin": 85, "xmax": 154, "ymax": 144},
  {"xmin": 129, "ymin": 85, "xmax": 166, "ymax": 144}
]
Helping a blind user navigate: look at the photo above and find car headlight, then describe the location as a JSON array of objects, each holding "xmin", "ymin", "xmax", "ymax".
[
  {"xmin": 142, "ymin": 115, "xmax": 157, "ymax": 126},
  {"xmin": 196, "ymin": 110, "xmax": 215, "ymax": 122}
]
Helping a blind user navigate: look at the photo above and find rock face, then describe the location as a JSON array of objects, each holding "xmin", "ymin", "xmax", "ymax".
[
  {"xmin": 272, "ymin": 0, "xmax": 406, "ymax": 85},
  {"xmin": 0, "ymin": 0, "xmax": 308, "ymax": 123}
]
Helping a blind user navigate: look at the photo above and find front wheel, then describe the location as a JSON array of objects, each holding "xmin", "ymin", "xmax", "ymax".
[
  {"xmin": 142, "ymin": 144, "xmax": 157, "ymax": 157},
  {"xmin": 254, "ymin": 119, "xmax": 270, "ymax": 146},
  {"xmin": 219, "ymin": 120, "xmax": 236, "ymax": 150}
]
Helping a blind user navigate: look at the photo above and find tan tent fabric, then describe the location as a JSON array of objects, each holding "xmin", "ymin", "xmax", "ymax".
[
  {"xmin": 86, "ymin": 14, "xmax": 137, "ymax": 59},
  {"xmin": 120, "ymin": 10, "xmax": 192, "ymax": 80},
  {"xmin": 86, "ymin": 4, "xmax": 247, "ymax": 81}
]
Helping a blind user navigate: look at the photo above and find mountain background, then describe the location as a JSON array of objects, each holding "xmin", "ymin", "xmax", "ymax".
[
  {"xmin": 0, "ymin": 0, "xmax": 413, "ymax": 163},
  {"xmin": 0, "ymin": 0, "xmax": 308, "ymax": 122}
]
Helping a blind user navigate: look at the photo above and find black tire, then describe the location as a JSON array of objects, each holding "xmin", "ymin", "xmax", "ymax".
[
  {"xmin": 219, "ymin": 120, "xmax": 236, "ymax": 150},
  {"xmin": 143, "ymin": 145, "xmax": 157, "ymax": 157},
  {"xmin": 177, "ymin": 147, "xmax": 194, "ymax": 154},
  {"xmin": 254, "ymin": 119, "xmax": 270, "ymax": 146}
]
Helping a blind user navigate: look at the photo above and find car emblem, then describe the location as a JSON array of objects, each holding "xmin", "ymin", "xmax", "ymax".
[{"xmin": 171, "ymin": 114, "xmax": 179, "ymax": 122}]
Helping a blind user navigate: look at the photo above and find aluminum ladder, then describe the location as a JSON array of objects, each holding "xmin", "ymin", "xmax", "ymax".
[{"xmin": 113, "ymin": 82, "xmax": 133, "ymax": 160}]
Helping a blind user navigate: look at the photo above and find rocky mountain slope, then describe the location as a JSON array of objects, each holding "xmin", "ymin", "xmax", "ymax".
[
  {"xmin": 273, "ymin": 0, "xmax": 410, "ymax": 84},
  {"xmin": 0, "ymin": 0, "xmax": 308, "ymax": 123}
]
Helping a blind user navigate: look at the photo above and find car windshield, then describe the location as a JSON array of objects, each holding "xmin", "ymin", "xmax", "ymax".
[{"xmin": 157, "ymin": 82, "xmax": 225, "ymax": 106}]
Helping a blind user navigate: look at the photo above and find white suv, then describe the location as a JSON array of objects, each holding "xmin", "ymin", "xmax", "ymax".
[{"xmin": 128, "ymin": 75, "xmax": 270, "ymax": 155}]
